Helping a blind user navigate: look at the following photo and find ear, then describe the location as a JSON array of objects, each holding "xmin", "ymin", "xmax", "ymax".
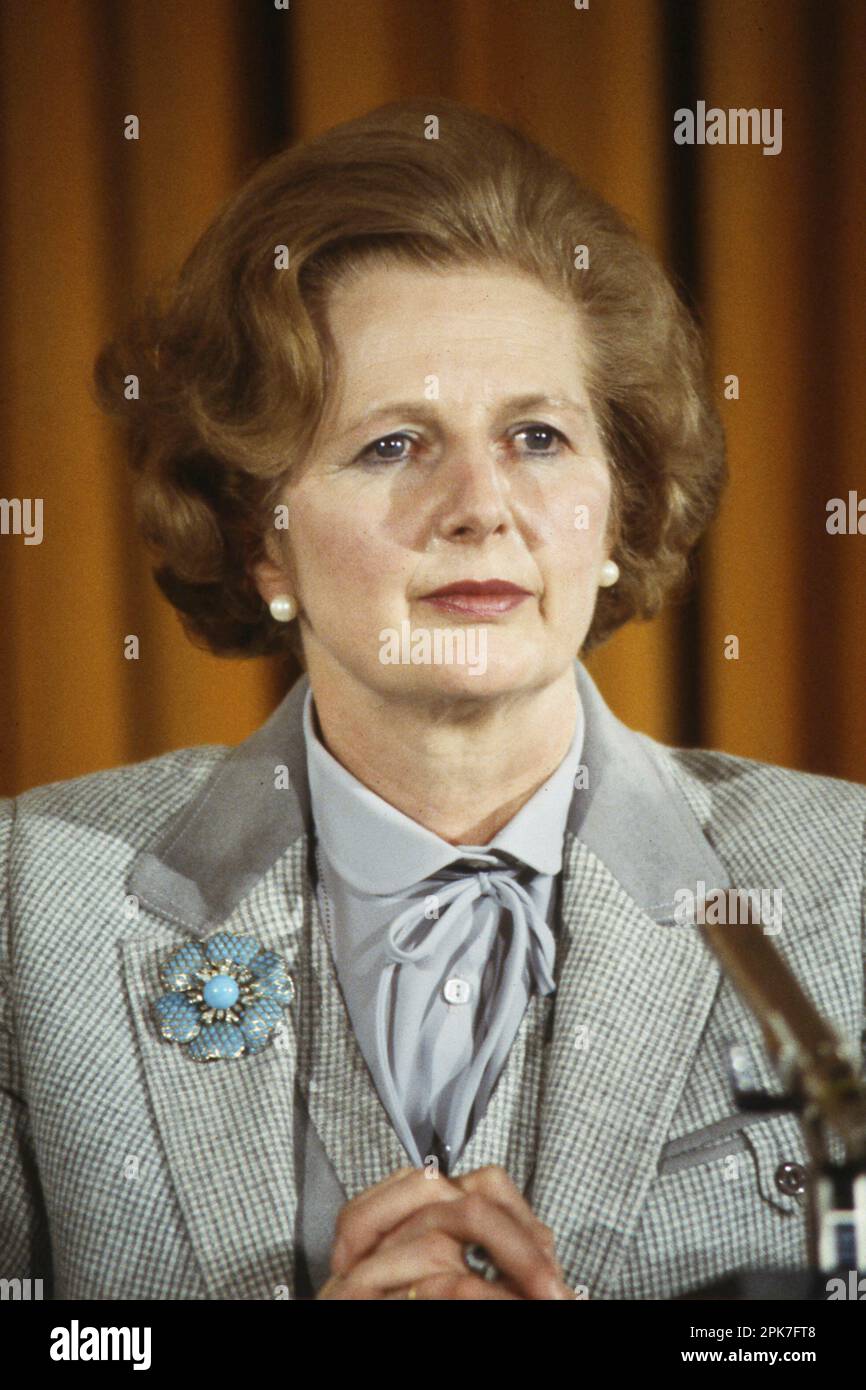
[{"xmin": 251, "ymin": 519, "xmax": 295, "ymax": 605}]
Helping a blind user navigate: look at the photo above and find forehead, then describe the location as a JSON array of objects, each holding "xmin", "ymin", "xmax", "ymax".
[{"xmin": 322, "ymin": 264, "xmax": 593, "ymax": 408}]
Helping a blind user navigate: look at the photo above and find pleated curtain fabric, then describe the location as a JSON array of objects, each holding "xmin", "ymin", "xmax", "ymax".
[{"xmin": 2, "ymin": 0, "xmax": 864, "ymax": 795}]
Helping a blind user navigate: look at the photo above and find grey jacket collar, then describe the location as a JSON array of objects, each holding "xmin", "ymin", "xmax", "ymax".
[{"xmin": 128, "ymin": 658, "xmax": 727, "ymax": 928}]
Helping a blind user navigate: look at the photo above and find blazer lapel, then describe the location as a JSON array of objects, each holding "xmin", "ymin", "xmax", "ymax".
[
  {"xmin": 121, "ymin": 842, "xmax": 307, "ymax": 1299},
  {"xmin": 530, "ymin": 664, "xmax": 732, "ymax": 1296},
  {"xmin": 122, "ymin": 675, "xmax": 401, "ymax": 1298}
]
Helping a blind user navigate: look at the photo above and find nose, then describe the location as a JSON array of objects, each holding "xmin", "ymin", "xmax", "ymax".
[{"xmin": 432, "ymin": 445, "xmax": 512, "ymax": 542}]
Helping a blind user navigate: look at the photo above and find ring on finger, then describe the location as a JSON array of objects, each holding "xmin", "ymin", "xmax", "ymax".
[{"xmin": 463, "ymin": 1242, "xmax": 501, "ymax": 1283}]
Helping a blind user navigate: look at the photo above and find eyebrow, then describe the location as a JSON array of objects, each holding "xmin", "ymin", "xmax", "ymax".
[{"xmin": 338, "ymin": 393, "xmax": 589, "ymax": 441}]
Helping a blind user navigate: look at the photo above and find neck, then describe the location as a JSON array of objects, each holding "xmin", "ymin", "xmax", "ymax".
[{"xmin": 305, "ymin": 660, "xmax": 580, "ymax": 845}]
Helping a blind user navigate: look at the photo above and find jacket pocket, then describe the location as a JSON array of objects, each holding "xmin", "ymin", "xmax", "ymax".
[{"xmin": 658, "ymin": 1110, "xmax": 808, "ymax": 1215}]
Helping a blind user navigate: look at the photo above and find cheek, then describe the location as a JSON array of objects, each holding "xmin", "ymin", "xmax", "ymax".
[
  {"xmin": 539, "ymin": 470, "xmax": 611, "ymax": 564},
  {"xmin": 290, "ymin": 496, "xmax": 405, "ymax": 597}
]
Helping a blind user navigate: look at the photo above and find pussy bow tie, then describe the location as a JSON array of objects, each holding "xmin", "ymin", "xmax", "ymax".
[{"xmin": 374, "ymin": 854, "xmax": 558, "ymax": 1158}]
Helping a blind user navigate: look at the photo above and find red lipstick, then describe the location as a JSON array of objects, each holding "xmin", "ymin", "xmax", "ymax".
[{"xmin": 420, "ymin": 579, "xmax": 532, "ymax": 618}]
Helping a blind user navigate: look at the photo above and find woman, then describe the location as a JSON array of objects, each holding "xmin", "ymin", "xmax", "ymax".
[{"xmin": 2, "ymin": 98, "xmax": 863, "ymax": 1302}]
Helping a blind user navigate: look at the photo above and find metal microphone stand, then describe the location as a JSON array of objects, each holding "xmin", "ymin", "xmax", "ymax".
[{"xmin": 680, "ymin": 906, "xmax": 866, "ymax": 1299}]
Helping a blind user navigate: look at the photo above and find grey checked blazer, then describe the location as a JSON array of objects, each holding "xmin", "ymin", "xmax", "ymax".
[{"xmin": 2, "ymin": 660, "xmax": 864, "ymax": 1300}]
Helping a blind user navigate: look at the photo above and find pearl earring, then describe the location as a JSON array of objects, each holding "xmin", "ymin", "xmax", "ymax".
[
  {"xmin": 598, "ymin": 559, "xmax": 620, "ymax": 588},
  {"xmin": 269, "ymin": 594, "xmax": 298, "ymax": 623}
]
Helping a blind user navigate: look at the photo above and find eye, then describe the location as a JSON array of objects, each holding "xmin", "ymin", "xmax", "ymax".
[
  {"xmin": 512, "ymin": 423, "xmax": 569, "ymax": 456},
  {"xmin": 356, "ymin": 432, "xmax": 416, "ymax": 466},
  {"xmin": 353, "ymin": 422, "xmax": 569, "ymax": 467}
]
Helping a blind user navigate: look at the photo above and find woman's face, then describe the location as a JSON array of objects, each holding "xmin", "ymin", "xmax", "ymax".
[{"xmin": 255, "ymin": 263, "xmax": 613, "ymax": 704}]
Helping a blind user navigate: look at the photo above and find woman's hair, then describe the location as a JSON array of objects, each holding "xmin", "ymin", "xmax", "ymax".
[{"xmin": 93, "ymin": 97, "xmax": 726, "ymax": 667}]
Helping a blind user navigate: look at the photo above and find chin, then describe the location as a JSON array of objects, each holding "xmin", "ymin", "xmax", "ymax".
[{"xmin": 381, "ymin": 647, "xmax": 554, "ymax": 705}]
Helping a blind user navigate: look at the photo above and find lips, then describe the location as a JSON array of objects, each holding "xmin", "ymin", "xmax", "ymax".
[
  {"xmin": 420, "ymin": 579, "xmax": 532, "ymax": 618},
  {"xmin": 424, "ymin": 580, "xmax": 530, "ymax": 598}
]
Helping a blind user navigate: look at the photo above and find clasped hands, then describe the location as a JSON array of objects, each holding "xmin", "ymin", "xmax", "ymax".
[{"xmin": 317, "ymin": 1163, "xmax": 575, "ymax": 1300}]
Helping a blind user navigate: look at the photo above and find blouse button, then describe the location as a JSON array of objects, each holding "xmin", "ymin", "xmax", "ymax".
[{"xmin": 443, "ymin": 977, "xmax": 472, "ymax": 1005}]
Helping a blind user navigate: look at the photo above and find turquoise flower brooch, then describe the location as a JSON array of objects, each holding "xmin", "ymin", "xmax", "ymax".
[{"xmin": 152, "ymin": 932, "xmax": 294, "ymax": 1061}]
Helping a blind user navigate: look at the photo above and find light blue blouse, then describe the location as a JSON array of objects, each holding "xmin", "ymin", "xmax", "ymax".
[{"xmin": 302, "ymin": 688, "xmax": 585, "ymax": 1172}]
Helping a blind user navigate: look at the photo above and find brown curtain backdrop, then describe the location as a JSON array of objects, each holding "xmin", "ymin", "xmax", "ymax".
[{"xmin": 1, "ymin": 0, "xmax": 863, "ymax": 797}]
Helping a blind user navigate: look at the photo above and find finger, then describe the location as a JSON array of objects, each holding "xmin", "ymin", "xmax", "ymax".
[
  {"xmin": 375, "ymin": 1205, "xmax": 546, "ymax": 1271},
  {"xmin": 330, "ymin": 1167, "xmax": 464, "ymax": 1275},
  {"xmin": 376, "ymin": 1168, "xmax": 560, "ymax": 1277},
  {"xmin": 377, "ymin": 1194, "xmax": 572, "ymax": 1300},
  {"xmin": 383, "ymin": 1273, "xmax": 526, "ymax": 1301},
  {"xmin": 374, "ymin": 1219, "xmax": 525, "ymax": 1301},
  {"xmin": 327, "ymin": 1166, "xmax": 417, "ymax": 1274},
  {"xmin": 374, "ymin": 1201, "xmax": 535, "ymax": 1291},
  {"xmin": 321, "ymin": 1227, "xmax": 467, "ymax": 1299},
  {"xmin": 453, "ymin": 1166, "xmax": 563, "ymax": 1274}
]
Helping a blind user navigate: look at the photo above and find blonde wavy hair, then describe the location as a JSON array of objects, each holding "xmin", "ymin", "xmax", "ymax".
[{"xmin": 93, "ymin": 97, "xmax": 726, "ymax": 672}]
